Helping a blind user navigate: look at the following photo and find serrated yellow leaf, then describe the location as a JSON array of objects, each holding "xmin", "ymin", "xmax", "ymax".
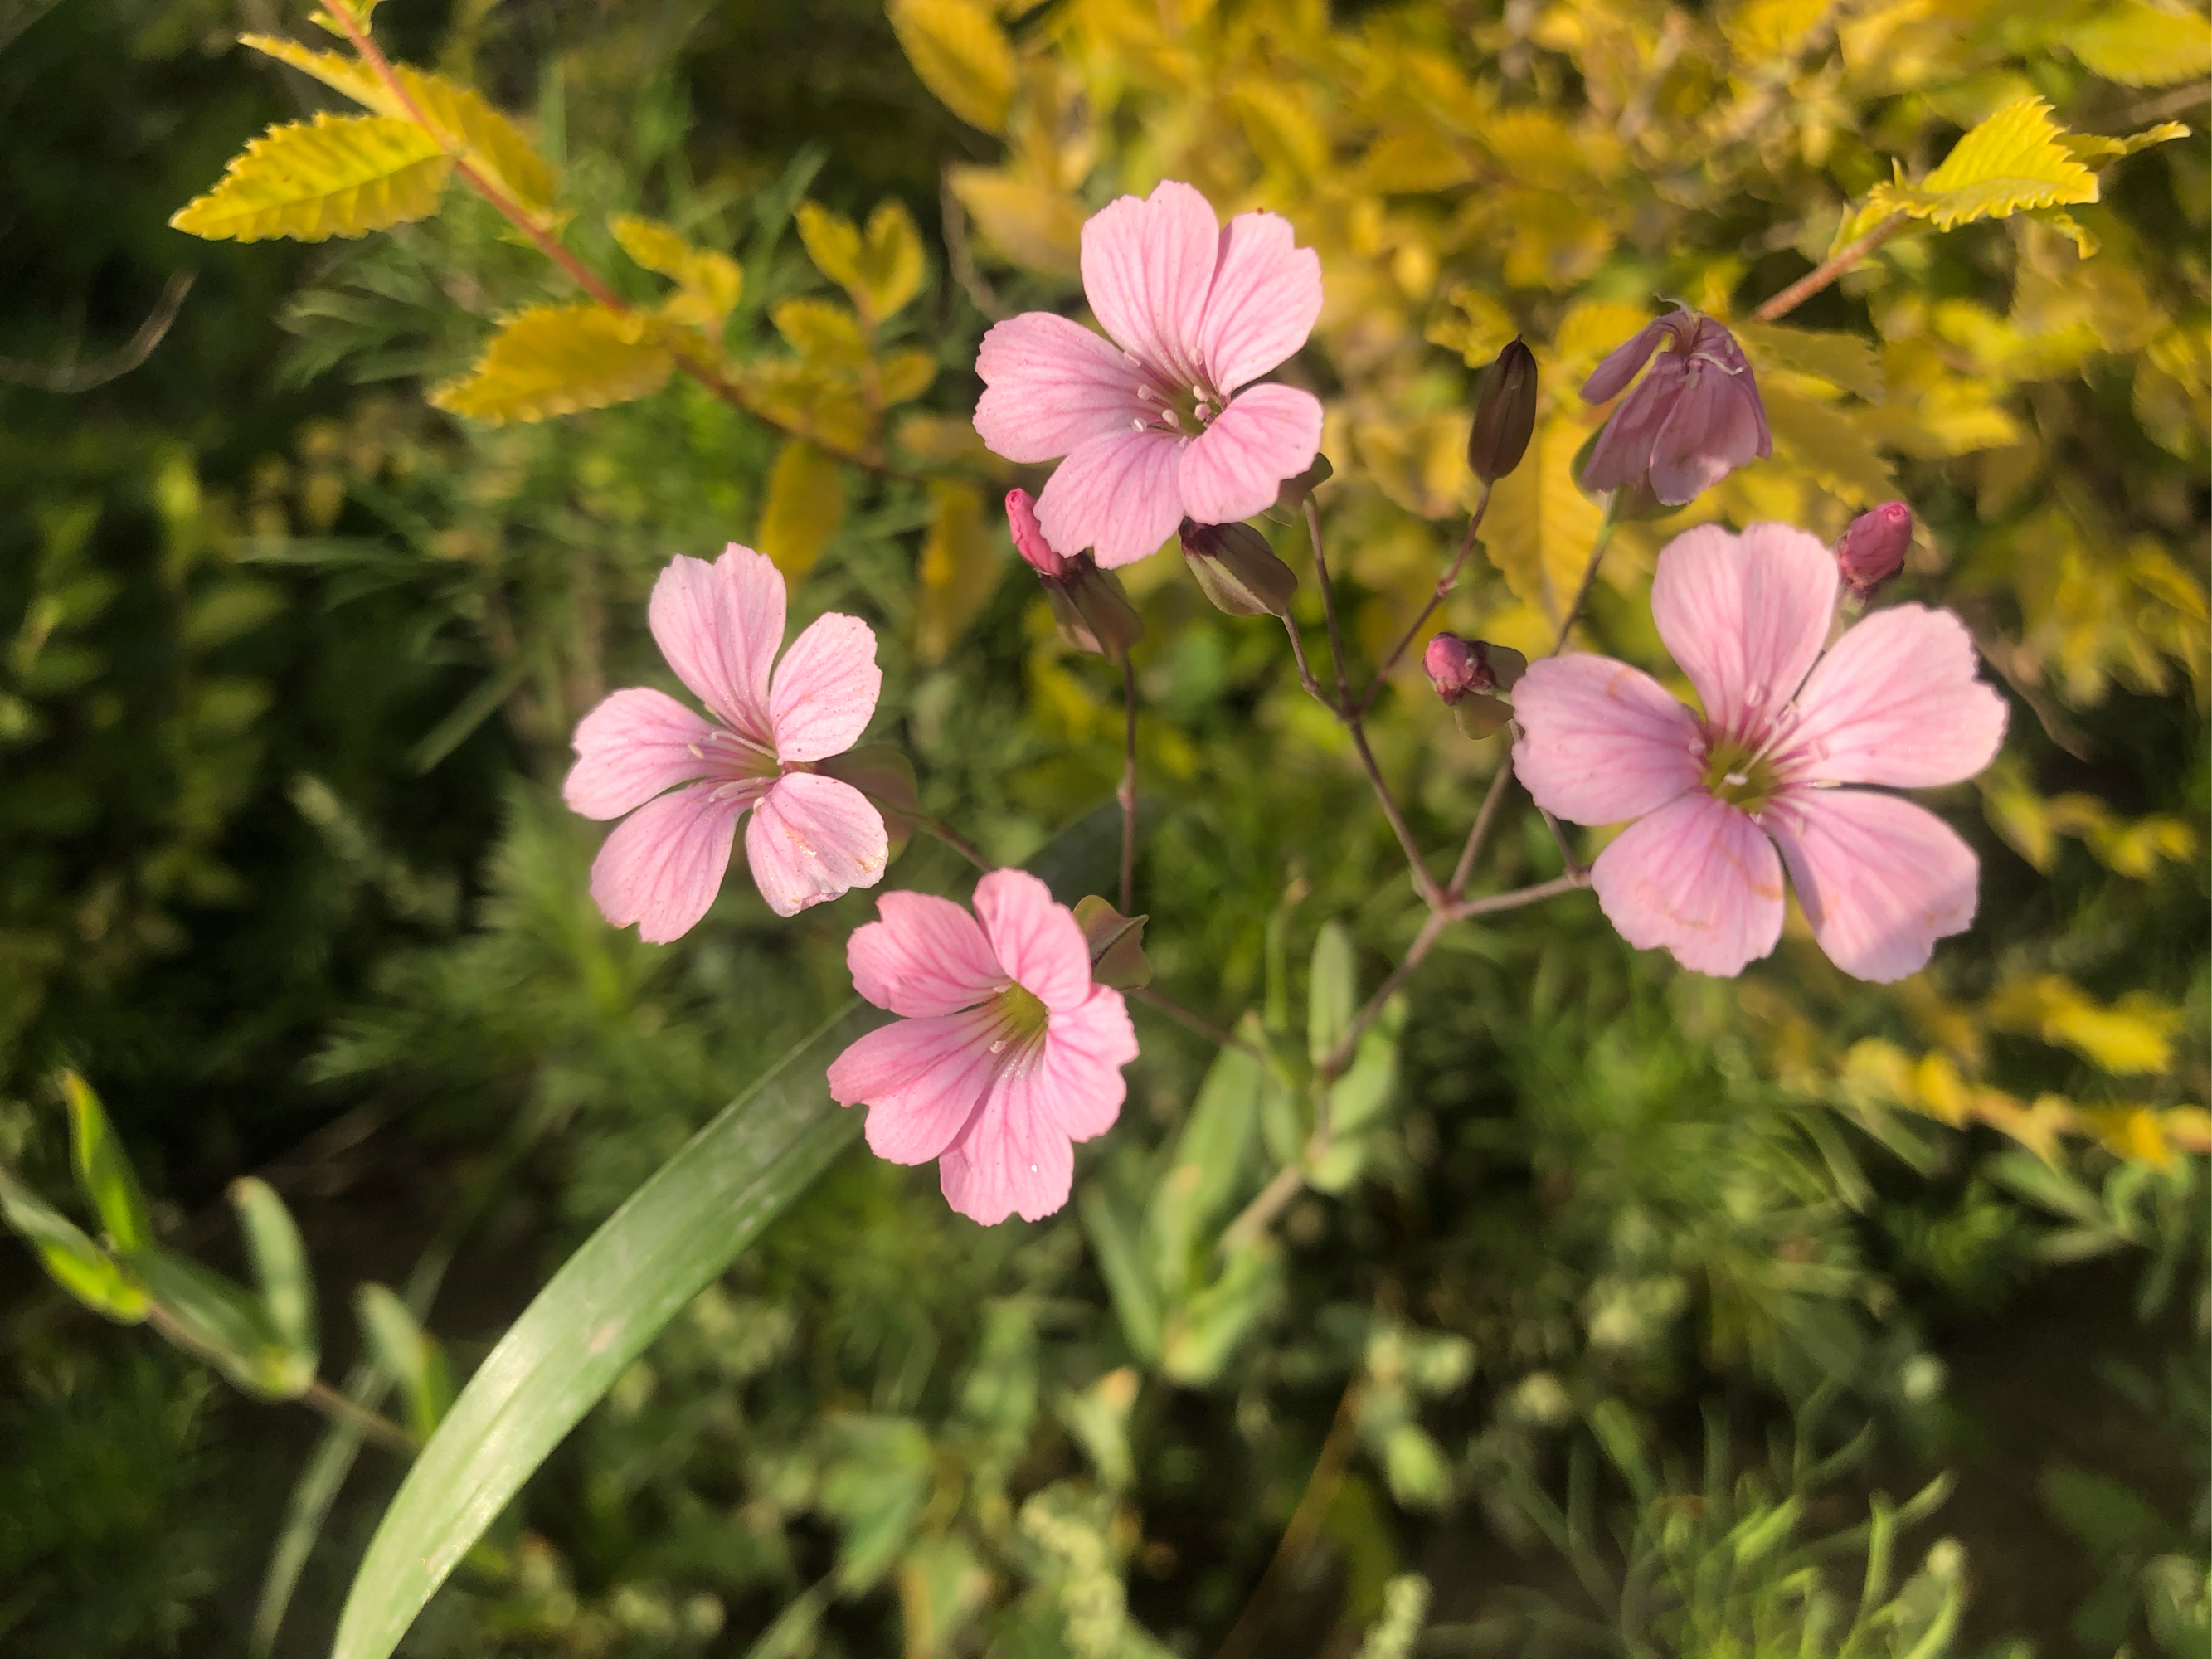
[
  {"xmin": 1762, "ymin": 387, "xmax": 1896, "ymax": 506},
  {"xmin": 1737, "ymin": 323, "xmax": 1886, "ymax": 400},
  {"xmin": 1865, "ymin": 96, "xmax": 2098, "ymax": 229},
  {"xmin": 239, "ymin": 36, "xmax": 560, "ymax": 221},
  {"xmin": 772, "ymin": 299, "xmax": 870, "ymax": 368},
  {"xmin": 745, "ymin": 363, "xmax": 876, "ymax": 456},
  {"xmin": 754, "ymin": 440, "xmax": 844, "ymax": 585},
  {"xmin": 2068, "ymin": 0, "xmax": 2212, "ymax": 87},
  {"xmin": 878, "ymin": 348, "xmax": 938, "ymax": 406},
  {"xmin": 947, "ymin": 166, "xmax": 1083, "ymax": 275},
  {"xmin": 610, "ymin": 213, "xmax": 742, "ymax": 326},
  {"xmin": 854, "ymin": 201, "xmax": 926, "ymax": 321},
  {"xmin": 1483, "ymin": 411, "xmax": 1607, "ymax": 625},
  {"xmin": 309, "ymin": 0, "xmax": 380, "ymax": 38},
  {"xmin": 889, "ymin": 0, "xmax": 1016, "ymax": 134},
  {"xmin": 2063, "ymin": 120, "xmax": 2191, "ymax": 165},
  {"xmin": 916, "ymin": 481, "xmax": 1005, "ymax": 664},
  {"xmin": 795, "ymin": 202, "xmax": 866, "ymax": 292},
  {"xmin": 430, "ymin": 304, "xmax": 673, "ymax": 423},
  {"xmin": 170, "ymin": 114, "xmax": 451, "ymax": 242}
]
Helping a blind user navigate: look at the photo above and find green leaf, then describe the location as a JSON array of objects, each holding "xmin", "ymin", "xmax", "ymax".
[
  {"xmin": 818, "ymin": 1417, "xmax": 933, "ymax": 1589},
  {"xmin": 138, "ymin": 1248, "xmax": 314, "ymax": 1399},
  {"xmin": 430, "ymin": 304, "xmax": 675, "ymax": 424},
  {"xmin": 356, "ymin": 1282, "xmax": 454, "ymax": 1442},
  {"xmin": 1148, "ymin": 1046, "xmax": 1261, "ymax": 1288},
  {"xmin": 1078, "ymin": 1183, "xmax": 1164, "ymax": 1363},
  {"xmin": 755, "ymin": 438, "xmax": 845, "ymax": 585},
  {"xmin": 330, "ymin": 1003, "xmax": 873, "ymax": 1659},
  {"xmin": 61, "ymin": 1070, "xmax": 151, "ymax": 1256},
  {"xmin": 231, "ymin": 1177, "xmax": 318, "ymax": 1368},
  {"xmin": 0, "ymin": 1172, "xmax": 148, "ymax": 1321},
  {"xmin": 1160, "ymin": 1239, "xmax": 1281, "ymax": 1386},
  {"xmin": 169, "ymin": 113, "xmax": 452, "ymax": 243},
  {"xmin": 1307, "ymin": 920, "xmax": 1356, "ymax": 1066}
]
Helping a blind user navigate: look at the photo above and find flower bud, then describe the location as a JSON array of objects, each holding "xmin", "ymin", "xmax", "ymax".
[
  {"xmin": 1179, "ymin": 520, "xmax": 1298, "ymax": 618},
  {"xmin": 1422, "ymin": 633, "xmax": 1525, "ymax": 703},
  {"xmin": 1467, "ymin": 338, "xmax": 1538, "ymax": 484},
  {"xmin": 1009, "ymin": 488, "xmax": 1144, "ymax": 663},
  {"xmin": 1834, "ymin": 500, "xmax": 1911, "ymax": 603}
]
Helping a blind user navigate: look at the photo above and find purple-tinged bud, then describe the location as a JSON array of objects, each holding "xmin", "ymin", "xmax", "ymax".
[
  {"xmin": 1576, "ymin": 308, "xmax": 1772, "ymax": 506},
  {"xmin": 1467, "ymin": 338, "xmax": 1538, "ymax": 484},
  {"xmin": 1422, "ymin": 633, "xmax": 1525, "ymax": 703},
  {"xmin": 1179, "ymin": 520, "xmax": 1298, "ymax": 618},
  {"xmin": 1009, "ymin": 488, "xmax": 1144, "ymax": 663},
  {"xmin": 1834, "ymin": 501, "xmax": 1912, "ymax": 603}
]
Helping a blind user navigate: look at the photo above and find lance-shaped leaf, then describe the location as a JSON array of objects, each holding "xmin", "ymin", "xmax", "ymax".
[
  {"xmin": 1148, "ymin": 1046, "xmax": 1260, "ymax": 1289},
  {"xmin": 755, "ymin": 439, "xmax": 845, "ymax": 584},
  {"xmin": 916, "ymin": 480, "xmax": 1004, "ymax": 664},
  {"xmin": 888, "ymin": 0, "xmax": 1016, "ymax": 134},
  {"xmin": 1486, "ymin": 410, "xmax": 1609, "ymax": 626},
  {"xmin": 232, "ymin": 1177, "xmax": 318, "ymax": 1371},
  {"xmin": 170, "ymin": 113, "xmax": 452, "ymax": 243},
  {"xmin": 357, "ymin": 1282, "xmax": 454, "ymax": 1441},
  {"xmin": 1307, "ymin": 920, "xmax": 1356, "ymax": 1067},
  {"xmin": 610, "ymin": 212, "xmax": 742, "ymax": 326},
  {"xmin": 1864, "ymin": 97, "xmax": 2098, "ymax": 231},
  {"xmin": 139, "ymin": 1248, "xmax": 314, "ymax": 1399},
  {"xmin": 61, "ymin": 1070, "xmax": 151, "ymax": 1256},
  {"xmin": 0, "ymin": 1171, "xmax": 148, "ymax": 1321},
  {"xmin": 240, "ymin": 35, "xmax": 559, "ymax": 220},
  {"xmin": 796, "ymin": 199, "xmax": 926, "ymax": 323},
  {"xmin": 431, "ymin": 304, "xmax": 674, "ymax": 423}
]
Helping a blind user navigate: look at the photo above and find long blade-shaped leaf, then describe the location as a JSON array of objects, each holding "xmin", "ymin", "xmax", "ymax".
[{"xmin": 330, "ymin": 1001, "xmax": 873, "ymax": 1659}]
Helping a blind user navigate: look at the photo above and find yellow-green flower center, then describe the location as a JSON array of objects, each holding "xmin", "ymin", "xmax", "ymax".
[
  {"xmin": 995, "ymin": 981, "xmax": 1051, "ymax": 1045},
  {"xmin": 1702, "ymin": 736, "xmax": 1782, "ymax": 812}
]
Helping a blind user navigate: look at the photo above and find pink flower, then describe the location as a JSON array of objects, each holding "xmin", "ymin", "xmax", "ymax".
[
  {"xmin": 1834, "ymin": 501, "xmax": 1913, "ymax": 602},
  {"xmin": 1512, "ymin": 523, "xmax": 2007, "ymax": 981},
  {"xmin": 563, "ymin": 546, "xmax": 889, "ymax": 940},
  {"xmin": 827, "ymin": 870, "xmax": 1139, "ymax": 1224},
  {"xmin": 973, "ymin": 180, "xmax": 1325, "ymax": 569},
  {"xmin": 1578, "ymin": 308, "xmax": 1772, "ymax": 504}
]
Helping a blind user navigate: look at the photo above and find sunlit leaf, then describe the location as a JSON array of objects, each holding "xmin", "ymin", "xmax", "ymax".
[
  {"xmin": 916, "ymin": 480, "xmax": 1004, "ymax": 664},
  {"xmin": 755, "ymin": 439, "xmax": 845, "ymax": 584},
  {"xmin": 430, "ymin": 304, "xmax": 674, "ymax": 423},
  {"xmin": 61, "ymin": 1070, "xmax": 151, "ymax": 1256},
  {"xmin": 2065, "ymin": 2, "xmax": 2212, "ymax": 87},
  {"xmin": 887, "ymin": 0, "xmax": 1016, "ymax": 134},
  {"xmin": 1864, "ymin": 96, "xmax": 2098, "ymax": 230},
  {"xmin": 170, "ymin": 114, "xmax": 451, "ymax": 242},
  {"xmin": 0, "ymin": 1173, "xmax": 148, "ymax": 1321},
  {"xmin": 231, "ymin": 1177, "xmax": 318, "ymax": 1370}
]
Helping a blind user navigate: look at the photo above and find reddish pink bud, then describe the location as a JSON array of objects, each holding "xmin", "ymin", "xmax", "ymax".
[
  {"xmin": 1578, "ymin": 308, "xmax": 1772, "ymax": 506},
  {"xmin": 1007, "ymin": 488, "xmax": 1070, "ymax": 577},
  {"xmin": 1423, "ymin": 634, "xmax": 1526, "ymax": 705},
  {"xmin": 1834, "ymin": 501, "xmax": 1912, "ymax": 602}
]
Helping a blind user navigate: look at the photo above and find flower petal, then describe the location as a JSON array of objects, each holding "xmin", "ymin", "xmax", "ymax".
[
  {"xmin": 1781, "ymin": 605, "xmax": 2008, "ymax": 788},
  {"xmin": 937, "ymin": 1073, "xmax": 1077, "ymax": 1225},
  {"xmin": 742, "ymin": 771, "xmax": 888, "ymax": 917},
  {"xmin": 588, "ymin": 781, "xmax": 751, "ymax": 944},
  {"xmin": 827, "ymin": 1009, "xmax": 999, "ymax": 1165},
  {"xmin": 769, "ymin": 611, "xmax": 881, "ymax": 762},
  {"xmin": 648, "ymin": 547, "xmax": 784, "ymax": 739},
  {"xmin": 562, "ymin": 687, "xmax": 717, "ymax": 820},
  {"xmin": 1650, "ymin": 522, "xmax": 1835, "ymax": 744},
  {"xmin": 1510, "ymin": 655, "xmax": 1704, "ymax": 825},
  {"xmin": 1038, "ymin": 986, "xmax": 1138, "ymax": 1142},
  {"xmin": 1176, "ymin": 383, "xmax": 1325, "ymax": 528},
  {"xmin": 1580, "ymin": 315, "xmax": 1676, "ymax": 403},
  {"xmin": 1590, "ymin": 790, "xmax": 1785, "ymax": 977},
  {"xmin": 1576, "ymin": 368, "xmax": 1671, "ymax": 493},
  {"xmin": 1197, "ymin": 210, "xmax": 1323, "ymax": 391},
  {"xmin": 848, "ymin": 890, "xmax": 1006, "ymax": 1017},
  {"xmin": 1079, "ymin": 179, "xmax": 1221, "ymax": 386},
  {"xmin": 1764, "ymin": 788, "xmax": 1978, "ymax": 982},
  {"xmin": 973, "ymin": 868, "xmax": 1092, "ymax": 1011},
  {"xmin": 974, "ymin": 311, "xmax": 1152, "ymax": 465},
  {"xmin": 1646, "ymin": 362, "xmax": 1769, "ymax": 504},
  {"xmin": 1034, "ymin": 429, "xmax": 1187, "ymax": 570}
]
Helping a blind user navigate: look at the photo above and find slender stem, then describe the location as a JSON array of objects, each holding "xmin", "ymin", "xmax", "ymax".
[
  {"xmin": 917, "ymin": 816, "xmax": 991, "ymax": 873},
  {"xmin": 1214, "ymin": 1377, "xmax": 1365, "ymax": 1659},
  {"xmin": 144, "ymin": 1302, "xmax": 416, "ymax": 1457},
  {"xmin": 1549, "ymin": 502, "xmax": 1621, "ymax": 654},
  {"xmin": 1534, "ymin": 802, "xmax": 1586, "ymax": 880},
  {"xmin": 1218, "ymin": 1162, "xmax": 1305, "ymax": 1258},
  {"xmin": 327, "ymin": 4, "xmax": 921, "ymax": 482},
  {"xmin": 1302, "ymin": 497, "xmax": 1353, "ymax": 702},
  {"xmin": 1118, "ymin": 659, "xmax": 1139, "ymax": 915},
  {"xmin": 1128, "ymin": 987, "xmax": 1261, "ymax": 1058},
  {"xmin": 1751, "ymin": 212, "xmax": 1908, "ymax": 324},
  {"xmin": 1358, "ymin": 482, "xmax": 1495, "ymax": 713},
  {"xmin": 1447, "ymin": 757, "xmax": 1517, "ymax": 900},
  {"xmin": 1280, "ymin": 613, "xmax": 1333, "ymax": 708},
  {"xmin": 1349, "ymin": 722, "xmax": 1447, "ymax": 909}
]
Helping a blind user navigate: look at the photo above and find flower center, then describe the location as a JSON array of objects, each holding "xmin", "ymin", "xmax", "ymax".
[
  {"xmin": 1702, "ymin": 735, "xmax": 1783, "ymax": 812},
  {"xmin": 692, "ymin": 726, "xmax": 782, "ymax": 790},
  {"xmin": 994, "ymin": 981, "xmax": 1050, "ymax": 1045},
  {"xmin": 1130, "ymin": 358, "xmax": 1224, "ymax": 440}
]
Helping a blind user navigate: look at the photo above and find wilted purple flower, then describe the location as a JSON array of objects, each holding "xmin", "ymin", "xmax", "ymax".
[
  {"xmin": 1834, "ymin": 501, "xmax": 1912, "ymax": 603},
  {"xmin": 1578, "ymin": 309, "xmax": 1772, "ymax": 505}
]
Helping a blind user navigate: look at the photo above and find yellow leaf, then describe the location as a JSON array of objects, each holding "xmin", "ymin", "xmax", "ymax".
[
  {"xmin": 609, "ymin": 213, "xmax": 742, "ymax": 325},
  {"xmin": 754, "ymin": 440, "xmax": 844, "ymax": 585},
  {"xmin": 916, "ymin": 482, "xmax": 1005, "ymax": 664},
  {"xmin": 1736, "ymin": 323, "xmax": 1886, "ymax": 401},
  {"xmin": 309, "ymin": 0, "xmax": 381, "ymax": 38},
  {"xmin": 1425, "ymin": 285, "xmax": 1517, "ymax": 367},
  {"xmin": 745, "ymin": 363, "xmax": 876, "ymax": 457},
  {"xmin": 1549, "ymin": 299, "xmax": 1656, "ymax": 385},
  {"xmin": 239, "ymin": 36, "xmax": 558, "ymax": 221},
  {"xmin": 1228, "ymin": 79, "xmax": 1330, "ymax": 178},
  {"xmin": 948, "ymin": 166, "xmax": 1083, "ymax": 275},
  {"xmin": 888, "ymin": 0, "xmax": 1016, "ymax": 134},
  {"xmin": 2063, "ymin": 120, "xmax": 2192, "ymax": 163},
  {"xmin": 797, "ymin": 199, "xmax": 927, "ymax": 322},
  {"xmin": 1721, "ymin": 0, "xmax": 1830, "ymax": 60},
  {"xmin": 430, "ymin": 304, "xmax": 673, "ymax": 423},
  {"xmin": 1361, "ymin": 129, "xmax": 1475, "ymax": 194},
  {"xmin": 1483, "ymin": 411, "xmax": 1606, "ymax": 625},
  {"xmin": 1985, "ymin": 974, "xmax": 2181, "ymax": 1075},
  {"xmin": 772, "ymin": 299, "xmax": 870, "ymax": 369},
  {"xmin": 1762, "ymin": 387, "xmax": 1896, "ymax": 506},
  {"xmin": 2067, "ymin": 1, "xmax": 2212, "ymax": 87},
  {"xmin": 1864, "ymin": 96, "xmax": 2098, "ymax": 230},
  {"xmin": 795, "ymin": 202, "xmax": 866, "ymax": 292},
  {"xmin": 170, "ymin": 113, "xmax": 451, "ymax": 243},
  {"xmin": 878, "ymin": 348, "xmax": 938, "ymax": 406}
]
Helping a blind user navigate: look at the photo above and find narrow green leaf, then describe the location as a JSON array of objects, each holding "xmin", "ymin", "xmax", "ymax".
[
  {"xmin": 61, "ymin": 1070, "xmax": 152, "ymax": 1256},
  {"xmin": 1079, "ymin": 1182, "xmax": 1164, "ymax": 1363},
  {"xmin": 330, "ymin": 1002, "xmax": 873, "ymax": 1659},
  {"xmin": 232, "ymin": 1176, "xmax": 318, "ymax": 1368},
  {"xmin": 250, "ymin": 1360, "xmax": 386, "ymax": 1659},
  {"xmin": 1147, "ymin": 1046, "xmax": 1260, "ymax": 1287},
  {"xmin": 0, "ymin": 1172, "xmax": 148, "ymax": 1321},
  {"xmin": 356, "ymin": 1282, "xmax": 454, "ymax": 1441},
  {"xmin": 1307, "ymin": 920, "xmax": 1355, "ymax": 1065},
  {"xmin": 137, "ymin": 1248, "xmax": 312, "ymax": 1399}
]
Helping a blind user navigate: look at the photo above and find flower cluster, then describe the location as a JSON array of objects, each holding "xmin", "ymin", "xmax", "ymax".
[{"xmin": 563, "ymin": 182, "xmax": 2010, "ymax": 1229}]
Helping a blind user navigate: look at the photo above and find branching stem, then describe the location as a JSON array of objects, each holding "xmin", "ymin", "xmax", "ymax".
[{"xmin": 1118, "ymin": 659, "xmax": 1139, "ymax": 915}]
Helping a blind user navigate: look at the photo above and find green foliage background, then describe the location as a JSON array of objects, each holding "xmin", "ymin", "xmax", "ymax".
[{"xmin": 1, "ymin": 0, "xmax": 2205, "ymax": 1656}]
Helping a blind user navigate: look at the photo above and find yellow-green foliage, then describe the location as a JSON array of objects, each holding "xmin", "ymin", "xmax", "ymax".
[
  {"xmin": 168, "ymin": 114, "xmax": 451, "ymax": 242},
  {"xmin": 430, "ymin": 305, "xmax": 675, "ymax": 423}
]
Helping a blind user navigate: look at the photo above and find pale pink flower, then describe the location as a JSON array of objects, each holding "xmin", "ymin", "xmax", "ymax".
[
  {"xmin": 563, "ymin": 546, "xmax": 889, "ymax": 941},
  {"xmin": 973, "ymin": 179, "xmax": 1324, "ymax": 569},
  {"xmin": 827, "ymin": 869, "xmax": 1139, "ymax": 1224},
  {"xmin": 1579, "ymin": 308, "xmax": 1771, "ymax": 504},
  {"xmin": 1513, "ymin": 523, "xmax": 2007, "ymax": 981}
]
